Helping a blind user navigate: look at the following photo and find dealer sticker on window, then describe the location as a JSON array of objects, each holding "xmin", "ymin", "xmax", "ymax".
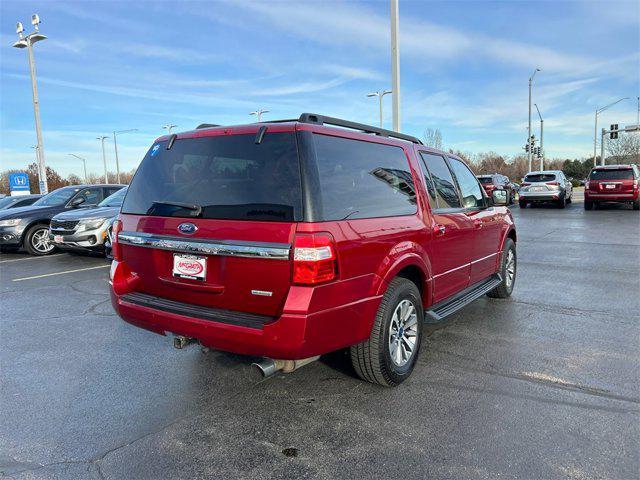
[{"xmin": 173, "ymin": 254, "xmax": 206, "ymax": 281}]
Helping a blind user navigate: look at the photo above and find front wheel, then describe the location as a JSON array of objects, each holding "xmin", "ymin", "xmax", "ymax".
[
  {"xmin": 24, "ymin": 224, "xmax": 56, "ymax": 256},
  {"xmin": 351, "ymin": 277, "xmax": 424, "ymax": 387},
  {"xmin": 487, "ymin": 238, "xmax": 516, "ymax": 299}
]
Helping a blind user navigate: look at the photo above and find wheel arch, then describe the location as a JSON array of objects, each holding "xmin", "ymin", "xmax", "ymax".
[
  {"xmin": 376, "ymin": 254, "xmax": 431, "ymax": 307},
  {"xmin": 21, "ymin": 219, "xmax": 52, "ymax": 244}
]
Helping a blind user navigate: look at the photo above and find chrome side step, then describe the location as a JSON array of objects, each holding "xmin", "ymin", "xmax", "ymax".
[{"xmin": 425, "ymin": 274, "xmax": 502, "ymax": 323}]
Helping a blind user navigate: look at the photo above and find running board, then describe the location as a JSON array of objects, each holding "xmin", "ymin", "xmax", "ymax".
[{"xmin": 425, "ymin": 274, "xmax": 502, "ymax": 323}]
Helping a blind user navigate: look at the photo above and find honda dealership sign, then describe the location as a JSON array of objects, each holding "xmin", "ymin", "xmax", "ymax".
[{"xmin": 9, "ymin": 172, "xmax": 31, "ymax": 196}]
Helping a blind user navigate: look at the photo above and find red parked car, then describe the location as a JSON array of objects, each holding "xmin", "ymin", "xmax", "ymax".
[
  {"xmin": 584, "ymin": 164, "xmax": 640, "ymax": 210},
  {"xmin": 110, "ymin": 114, "xmax": 517, "ymax": 386},
  {"xmin": 477, "ymin": 174, "xmax": 516, "ymax": 204}
]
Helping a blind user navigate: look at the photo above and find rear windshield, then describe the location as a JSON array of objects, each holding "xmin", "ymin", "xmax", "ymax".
[
  {"xmin": 589, "ymin": 169, "xmax": 634, "ymax": 180},
  {"xmin": 122, "ymin": 133, "xmax": 302, "ymax": 222},
  {"xmin": 525, "ymin": 174, "xmax": 556, "ymax": 183},
  {"xmin": 478, "ymin": 177, "xmax": 493, "ymax": 184}
]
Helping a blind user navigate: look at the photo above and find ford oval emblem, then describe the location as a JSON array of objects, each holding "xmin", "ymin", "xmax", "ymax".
[{"xmin": 178, "ymin": 223, "xmax": 197, "ymax": 234}]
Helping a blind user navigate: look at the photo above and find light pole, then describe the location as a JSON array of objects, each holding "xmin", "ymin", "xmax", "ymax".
[
  {"xmin": 250, "ymin": 109, "xmax": 269, "ymax": 122},
  {"xmin": 113, "ymin": 129, "xmax": 137, "ymax": 184},
  {"xmin": 13, "ymin": 14, "xmax": 48, "ymax": 194},
  {"xmin": 163, "ymin": 124, "xmax": 177, "ymax": 134},
  {"xmin": 97, "ymin": 136, "xmax": 109, "ymax": 184},
  {"xmin": 527, "ymin": 68, "xmax": 540, "ymax": 173},
  {"xmin": 367, "ymin": 90, "xmax": 393, "ymax": 128},
  {"xmin": 534, "ymin": 103, "xmax": 544, "ymax": 170},
  {"xmin": 68, "ymin": 154, "xmax": 88, "ymax": 183},
  {"xmin": 390, "ymin": 0, "xmax": 401, "ymax": 132},
  {"xmin": 593, "ymin": 97, "xmax": 628, "ymax": 166}
]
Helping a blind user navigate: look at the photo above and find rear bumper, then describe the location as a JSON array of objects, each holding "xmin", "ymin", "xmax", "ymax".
[
  {"xmin": 110, "ymin": 276, "xmax": 382, "ymax": 360},
  {"xmin": 584, "ymin": 192, "xmax": 638, "ymax": 202},
  {"xmin": 519, "ymin": 191, "xmax": 561, "ymax": 201}
]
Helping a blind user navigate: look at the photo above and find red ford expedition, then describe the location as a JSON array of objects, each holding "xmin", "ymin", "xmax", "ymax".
[
  {"xmin": 110, "ymin": 114, "xmax": 517, "ymax": 386},
  {"xmin": 584, "ymin": 164, "xmax": 640, "ymax": 210}
]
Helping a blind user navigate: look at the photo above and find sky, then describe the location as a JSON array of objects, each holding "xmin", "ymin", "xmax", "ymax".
[{"xmin": 1, "ymin": 0, "xmax": 639, "ymax": 178}]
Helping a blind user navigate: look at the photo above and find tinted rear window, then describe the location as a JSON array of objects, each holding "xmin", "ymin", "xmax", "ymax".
[
  {"xmin": 589, "ymin": 169, "xmax": 634, "ymax": 180},
  {"xmin": 122, "ymin": 133, "xmax": 302, "ymax": 221},
  {"xmin": 478, "ymin": 177, "xmax": 493, "ymax": 184},
  {"xmin": 525, "ymin": 174, "xmax": 557, "ymax": 183},
  {"xmin": 312, "ymin": 134, "xmax": 417, "ymax": 221}
]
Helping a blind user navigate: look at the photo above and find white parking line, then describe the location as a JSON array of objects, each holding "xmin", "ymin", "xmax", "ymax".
[
  {"xmin": 0, "ymin": 254, "xmax": 65, "ymax": 264},
  {"xmin": 11, "ymin": 264, "xmax": 110, "ymax": 282}
]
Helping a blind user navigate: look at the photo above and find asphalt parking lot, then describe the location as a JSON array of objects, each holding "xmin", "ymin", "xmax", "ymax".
[{"xmin": 1, "ymin": 197, "xmax": 639, "ymax": 479}]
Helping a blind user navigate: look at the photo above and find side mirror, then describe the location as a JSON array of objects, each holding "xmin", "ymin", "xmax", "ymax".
[
  {"xmin": 70, "ymin": 197, "xmax": 86, "ymax": 208},
  {"xmin": 492, "ymin": 189, "xmax": 508, "ymax": 206}
]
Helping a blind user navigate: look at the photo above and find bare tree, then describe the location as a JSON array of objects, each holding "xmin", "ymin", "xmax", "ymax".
[
  {"xmin": 423, "ymin": 128, "xmax": 443, "ymax": 150},
  {"xmin": 605, "ymin": 132, "xmax": 640, "ymax": 165}
]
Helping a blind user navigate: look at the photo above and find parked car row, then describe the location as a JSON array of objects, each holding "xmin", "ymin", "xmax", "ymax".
[{"xmin": 0, "ymin": 184, "xmax": 125, "ymax": 256}]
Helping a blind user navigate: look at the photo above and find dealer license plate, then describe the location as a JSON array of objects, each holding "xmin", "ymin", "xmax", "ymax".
[{"xmin": 173, "ymin": 254, "xmax": 206, "ymax": 281}]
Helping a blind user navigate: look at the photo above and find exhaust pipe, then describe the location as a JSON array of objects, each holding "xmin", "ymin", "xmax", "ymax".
[
  {"xmin": 173, "ymin": 335, "xmax": 196, "ymax": 349},
  {"xmin": 252, "ymin": 356, "xmax": 320, "ymax": 378}
]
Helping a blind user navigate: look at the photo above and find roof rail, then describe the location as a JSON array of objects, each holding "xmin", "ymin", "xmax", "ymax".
[
  {"xmin": 298, "ymin": 113, "xmax": 423, "ymax": 145},
  {"xmin": 196, "ymin": 123, "xmax": 220, "ymax": 129}
]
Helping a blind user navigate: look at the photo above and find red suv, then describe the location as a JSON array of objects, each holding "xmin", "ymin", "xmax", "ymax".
[
  {"xmin": 584, "ymin": 164, "xmax": 640, "ymax": 210},
  {"xmin": 110, "ymin": 114, "xmax": 517, "ymax": 386}
]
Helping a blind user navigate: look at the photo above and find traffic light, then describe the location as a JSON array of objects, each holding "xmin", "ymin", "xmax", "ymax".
[
  {"xmin": 525, "ymin": 143, "xmax": 530, "ymax": 153},
  {"xmin": 610, "ymin": 124, "xmax": 619, "ymax": 139}
]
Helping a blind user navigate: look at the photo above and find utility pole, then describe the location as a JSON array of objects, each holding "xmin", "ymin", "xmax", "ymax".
[
  {"xmin": 600, "ymin": 128, "xmax": 606, "ymax": 166},
  {"xmin": 390, "ymin": 0, "xmax": 401, "ymax": 132},
  {"xmin": 527, "ymin": 68, "xmax": 540, "ymax": 173},
  {"xmin": 534, "ymin": 103, "xmax": 544, "ymax": 170},
  {"xmin": 13, "ymin": 15, "xmax": 48, "ymax": 194},
  {"xmin": 367, "ymin": 90, "xmax": 392, "ymax": 128},
  {"xmin": 97, "ymin": 136, "xmax": 109, "ymax": 184},
  {"xmin": 113, "ymin": 129, "xmax": 137, "ymax": 184},
  {"xmin": 593, "ymin": 97, "xmax": 628, "ymax": 166},
  {"xmin": 250, "ymin": 109, "xmax": 269, "ymax": 122},
  {"xmin": 68, "ymin": 154, "xmax": 88, "ymax": 183},
  {"xmin": 162, "ymin": 124, "xmax": 177, "ymax": 134}
]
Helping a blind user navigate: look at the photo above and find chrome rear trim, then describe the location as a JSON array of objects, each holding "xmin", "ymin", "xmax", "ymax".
[{"xmin": 118, "ymin": 231, "xmax": 290, "ymax": 260}]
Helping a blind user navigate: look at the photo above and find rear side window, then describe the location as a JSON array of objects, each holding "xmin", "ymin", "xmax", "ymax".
[
  {"xmin": 421, "ymin": 153, "xmax": 461, "ymax": 209},
  {"xmin": 525, "ymin": 173, "xmax": 557, "ymax": 183},
  {"xmin": 122, "ymin": 133, "xmax": 302, "ymax": 221},
  {"xmin": 312, "ymin": 134, "xmax": 417, "ymax": 221},
  {"xmin": 448, "ymin": 158, "xmax": 484, "ymax": 208},
  {"xmin": 589, "ymin": 169, "xmax": 634, "ymax": 180}
]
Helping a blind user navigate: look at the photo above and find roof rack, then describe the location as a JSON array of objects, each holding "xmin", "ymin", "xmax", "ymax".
[{"xmin": 298, "ymin": 113, "xmax": 423, "ymax": 145}]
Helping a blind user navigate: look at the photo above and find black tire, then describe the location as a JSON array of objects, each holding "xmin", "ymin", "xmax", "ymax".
[
  {"xmin": 519, "ymin": 200, "xmax": 527, "ymax": 209},
  {"xmin": 556, "ymin": 195, "xmax": 566, "ymax": 209},
  {"xmin": 633, "ymin": 199, "xmax": 640, "ymax": 211},
  {"xmin": 24, "ymin": 224, "xmax": 56, "ymax": 256},
  {"xmin": 584, "ymin": 201, "xmax": 594, "ymax": 210},
  {"xmin": 566, "ymin": 193, "xmax": 572, "ymax": 204},
  {"xmin": 487, "ymin": 238, "xmax": 516, "ymax": 299},
  {"xmin": 350, "ymin": 277, "xmax": 424, "ymax": 387}
]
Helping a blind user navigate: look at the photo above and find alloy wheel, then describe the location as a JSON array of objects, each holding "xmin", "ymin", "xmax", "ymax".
[
  {"xmin": 388, "ymin": 299, "xmax": 418, "ymax": 367},
  {"xmin": 505, "ymin": 249, "xmax": 516, "ymax": 288},
  {"xmin": 31, "ymin": 228, "xmax": 54, "ymax": 254}
]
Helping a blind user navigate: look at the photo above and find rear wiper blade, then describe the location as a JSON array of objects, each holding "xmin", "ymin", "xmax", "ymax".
[{"xmin": 150, "ymin": 200, "xmax": 202, "ymax": 217}]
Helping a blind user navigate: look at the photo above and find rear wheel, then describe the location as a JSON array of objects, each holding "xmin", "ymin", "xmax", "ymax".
[
  {"xmin": 584, "ymin": 201, "xmax": 594, "ymax": 210},
  {"xmin": 487, "ymin": 238, "xmax": 516, "ymax": 299},
  {"xmin": 519, "ymin": 199, "xmax": 527, "ymax": 208},
  {"xmin": 350, "ymin": 277, "xmax": 423, "ymax": 387},
  {"xmin": 556, "ymin": 195, "xmax": 566, "ymax": 209},
  {"xmin": 24, "ymin": 224, "xmax": 55, "ymax": 256},
  {"xmin": 633, "ymin": 199, "xmax": 640, "ymax": 211}
]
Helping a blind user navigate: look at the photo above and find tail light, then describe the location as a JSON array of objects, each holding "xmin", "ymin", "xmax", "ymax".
[
  {"xmin": 585, "ymin": 181, "xmax": 590, "ymax": 189},
  {"xmin": 292, "ymin": 232, "xmax": 337, "ymax": 285},
  {"xmin": 634, "ymin": 180, "xmax": 638, "ymax": 191},
  {"xmin": 546, "ymin": 181, "xmax": 559, "ymax": 186},
  {"xmin": 111, "ymin": 218, "xmax": 123, "ymax": 262}
]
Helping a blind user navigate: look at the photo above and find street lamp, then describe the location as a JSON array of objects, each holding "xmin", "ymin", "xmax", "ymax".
[
  {"xmin": 528, "ymin": 68, "xmax": 540, "ymax": 173},
  {"xmin": 13, "ymin": 14, "xmax": 48, "ymax": 194},
  {"xmin": 534, "ymin": 103, "xmax": 544, "ymax": 170},
  {"xmin": 390, "ymin": 0, "xmax": 401, "ymax": 132},
  {"xmin": 97, "ymin": 136, "xmax": 109, "ymax": 184},
  {"xmin": 113, "ymin": 129, "xmax": 137, "ymax": 184},
  {"xmin": 593, "ymin": 97, "xmax": 628, "ymax": 166},
  {"xmin": 163, "ymin": 124, "xmax": 177, "ymax": 134},
  {"xmin": 68, "ymin": 154, "xmax": 88, "ymax": 183},
  {"xmin": 367, "ymin": 90, "xmax": 393, "ymax": 128},
  {"xmin": 250, "ymin": 109, "xmax": 269, "ymax": 122}
]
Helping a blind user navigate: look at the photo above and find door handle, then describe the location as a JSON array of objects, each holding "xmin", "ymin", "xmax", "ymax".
[{"xmin": 433, "ymin": 224, "xmax": 446, "ymax": 237}]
